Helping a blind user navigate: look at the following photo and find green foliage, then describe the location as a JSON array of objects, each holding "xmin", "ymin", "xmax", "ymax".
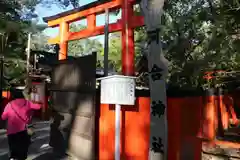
[
  {"xmin": 101, "ymin": 29, "xmax": 147, "ymax": 73},
  {"xmin": 160, "ymin": 0, "xmax": 240, "ymax": 89},
  {"xmin": 134, "ymin": 27, "xmax": 147, "ymax": 62},
  {"xmin": 51, "ymin": 0, "xmax": 79, "ymax": 8},
  {"xmin": 107, "ymin": 32, "xmax": 122, "ymax": 72},
  {"xmin": 68, "ymin": 24, "xmax": 103, "ymax": 57},
  {"xmin": 0, "ymin": 0, "xmax": 43, "ymax": 88},
  {"xmin": 31, "ymin": 33, "xmax": 52, "ymax": 51}
]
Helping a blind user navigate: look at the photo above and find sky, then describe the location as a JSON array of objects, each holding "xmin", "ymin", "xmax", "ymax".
[{"xmin": 35, "ymin": 0, "xmax": 121, "ymax": 44}]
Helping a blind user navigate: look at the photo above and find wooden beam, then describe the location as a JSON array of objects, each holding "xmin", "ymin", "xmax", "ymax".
[
  {"xmin": 47, "ymin": 0, "xmax": 122, "ymax": 27},
  {"xmin": 87, "ymin": 14, "xmax": 96, "ymax": 31},
  {"xmin": 43, "ymin": 0, "xmax": 113, "ymax": 22},
  {"xmin": 43, "ymin": 0, "xmax": 140, "ymax": 24},
  {"xmin": 48, "ymin": 16, "xmax": 144, "ymax": 44},
  {"xmin": 48, "ymin": 21, "xmax": 122, "ymax": 43},
  {"xmin": 68, "ymin": 21, "xmax": 122, "ymax": 41}
]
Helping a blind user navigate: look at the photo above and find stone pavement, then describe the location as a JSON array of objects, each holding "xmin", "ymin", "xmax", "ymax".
[{"xmin": 0, "ymin": 120, "xmax": 64, "ymax": 160}]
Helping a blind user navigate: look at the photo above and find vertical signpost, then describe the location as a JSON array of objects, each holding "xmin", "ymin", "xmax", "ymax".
[
  {"xmin": 26, "ymin": 33, "xmax": 31, "ymax": 74},
  {"xmin": 104, "ymin": 9, "xmax": 109, "ymax": 76},
  {"xmin": 0, "ymin": 33, "xmax": 6, "ymax": 102},
  {"xmin": 98, "ymin": 75, "xmax": 136, "ymax": 160},
  {"xmin": 0, "ymin": 55, "xmax": 3, "ymax": 100},
  {"xmin": 25, "ymin": 33, "xmax": 32, "ymax": 93}
]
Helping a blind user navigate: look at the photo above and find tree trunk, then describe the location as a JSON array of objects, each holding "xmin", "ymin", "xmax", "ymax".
[{"xmin": 139, "ymin": 0, "xmax": 168, "ymax": 160}]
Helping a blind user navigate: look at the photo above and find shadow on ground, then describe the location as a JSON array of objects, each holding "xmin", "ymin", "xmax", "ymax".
[
  {"xmin": 32, "ymin": 152, "xmax": 57, "ymax": 160},
  {"xmin": 32, "ymin": 151, "xmax": 68, "ymax": 160},
  {"xmin": 0, "ymin": 153, "xmax": 9, "ymax": 160}
]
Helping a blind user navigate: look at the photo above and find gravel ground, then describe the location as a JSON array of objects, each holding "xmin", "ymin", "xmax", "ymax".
[
  {"xmin": 0, "ymin": 120, "xmax": 61, "ymax": 160},
  {"xmin": 202, "ymin": 142, "xmax": 240, "ymax": 160},
  {"xmin": 1, "ymin": 120, "xmax": 240, "ymax": 160}
]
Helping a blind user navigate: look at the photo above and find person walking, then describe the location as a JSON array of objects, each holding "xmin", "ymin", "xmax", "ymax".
[{"xmin": 1, "ymin": 89, "xmax": 41, "ymax": 160}]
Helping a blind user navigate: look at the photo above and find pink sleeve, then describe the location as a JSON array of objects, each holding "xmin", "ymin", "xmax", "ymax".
[
  {"xmin": 28, "ymin": 101, "xmax": 41, "ymax": 110},
  {"xmin": 1, "ymin": 103, "xmax": 10, "ymax": 120}
]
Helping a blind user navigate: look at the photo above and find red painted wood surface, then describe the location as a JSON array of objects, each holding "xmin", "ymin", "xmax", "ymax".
[
  {"xmin": 67, "ymin": 17, "xmax": 144, "ymax": 42},
  {"xmin": 202, "ymin": 96, "xmax": 217, "ymax": 140},
  {"xmin": 99, "ymin": 96, "xmax": 203, "ymax": 160},
  {"xmin": 168, "ymin": 97, "xmax": 202, "ymax": 160},
  {"xmin": 59, "ymin": 21, "xmax": 69, "ymax": 60},
  {"xmin": 99, "ymin": 94, "xmax": 240, "ymax": 160},
  {"xmin": 99, "ymin": 97, "xmax": 150, "ymax": 160},
  {"xmin": 121, "ymin": 0, "xmax": 135, "ymax": 75}
]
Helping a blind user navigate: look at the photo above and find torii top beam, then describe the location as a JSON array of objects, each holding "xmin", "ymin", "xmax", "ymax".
[
  {"xmin": 43, "ymin": 0, "xmax": 143, "ymax": 43},
  {"xmin": 43, "ymin": 0, "xmax": 135, "ymax": 27}
]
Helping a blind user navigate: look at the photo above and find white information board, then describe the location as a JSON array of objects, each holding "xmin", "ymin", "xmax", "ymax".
[{"xmin": 97, "ymin": 75, "xmax": 136, "ymax": 105}]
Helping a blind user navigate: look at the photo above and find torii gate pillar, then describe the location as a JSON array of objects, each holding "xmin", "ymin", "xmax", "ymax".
[
  {"xmin": 121, "ymin": 0, "xmax": 135, "ymax": 76},
  {"xmin": 59, "ymin": 22, "xmax": 69, "ymax": 60}
]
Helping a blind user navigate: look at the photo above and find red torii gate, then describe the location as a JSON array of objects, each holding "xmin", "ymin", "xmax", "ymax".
[
  {"xmin": 43, "ymin": 1, "xmax": 149, "ymax": 159},
  {"xmin": 43, "ymin": 0, "xmax": 144, "ymax": 76}
]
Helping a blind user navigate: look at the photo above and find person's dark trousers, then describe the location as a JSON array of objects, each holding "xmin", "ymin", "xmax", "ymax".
[{"xmin": 8, "ymin": 130, "xmax": 30, "ymax": 160}]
